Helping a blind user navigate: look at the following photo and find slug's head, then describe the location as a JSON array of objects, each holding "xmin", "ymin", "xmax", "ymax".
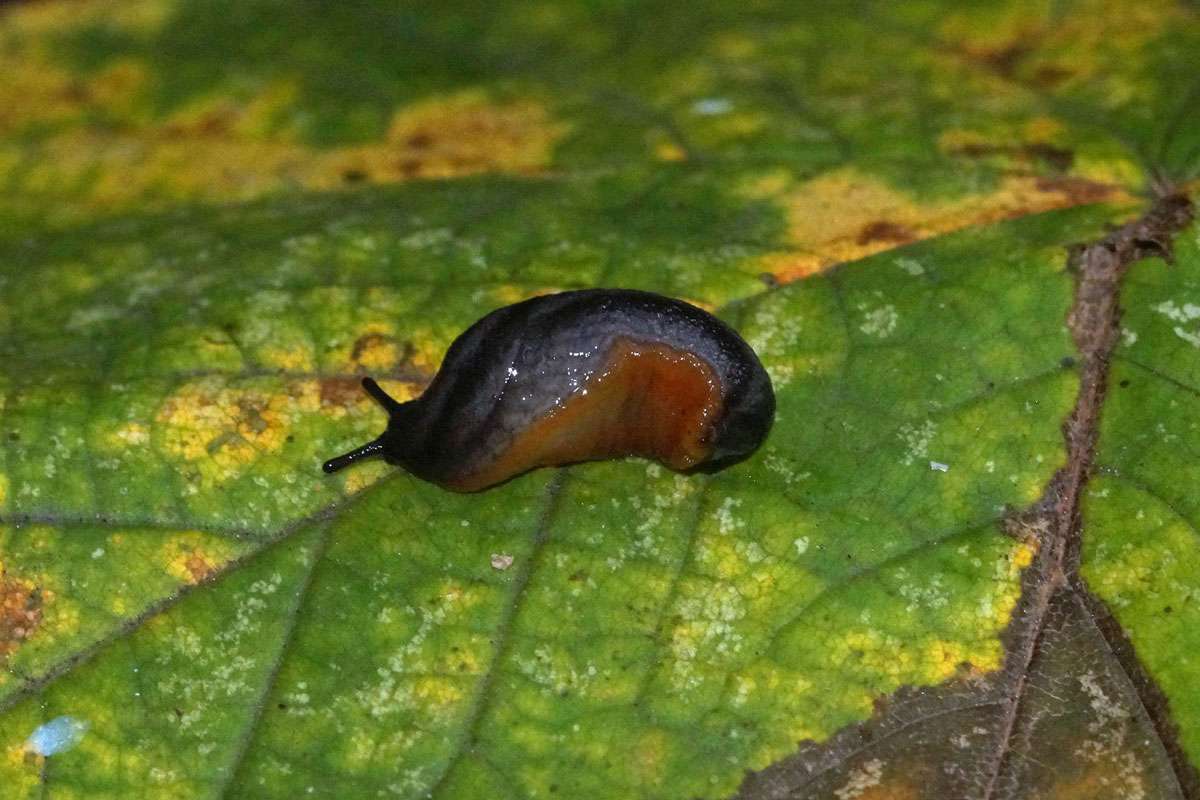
[{"xmin": 321, "ymin": 377, "xmax": 412, "ymax": 474}]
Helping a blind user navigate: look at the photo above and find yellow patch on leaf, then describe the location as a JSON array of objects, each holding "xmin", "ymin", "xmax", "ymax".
[
  {"xmin": 87, "ymin": 59, "xmax": 150, "ymax": 121},
  {"xmin": 924, "ymin": 639, "xmax": 969, "ymax": 682},
  {"xmin": 334, "ymin": 90, "xmax": 567, "ymax": 182},
  {"xmin": 256, "ymin": 345, "xmax": 315, "ymax": 373},
  {"xmin": 411, "ymin": 675, "xmax": 464, "ymax": 711},
  {"xmin": 5, "ymin": 0, "xmax": 168, "ymax": 37},
  {"xmin": 341, "ymin": 461, "xmax": 390, "ymax": 495},
  {"xmin": 156, "ymin": 378, "xmax": 320, "ymax": 484},
  {"xmin": 749, "ymin": 167, "xmax": 1131, "ymax": 282},
  {"xmin": 940, "ymin": 0, "xmax": 1176, "ymax": 91},
  {"xmin": 162, "ymin": 534, "xmax": 234, "ymax": 585},
  {"xmin": 333, "ymin": 323, "xmax": 404, "ymax": 373},
  {"xmin": 0, "ymin": 1, "xmax": 161, "ymax": 136},
  {"xmin": 629, "ymin": 727, "xmax": 670, "ymax": 786},
  {"xmin": 653, "ymin": 140, "xmax": 688, "ymax": 163},
  {"xmin": 0, "ymin": 25, "xmax": 568, "ymax": 212},
  {"xmin": 989, "ymin": 540, "xmax": 1037, "ymax": 628},
  {"xmin": 0, "ymin": 51, "xmax": 81, "ymax": 135},
  {"xmin": 1012, "ymin": 541, "xmax": 1036, "ymax": 570}
]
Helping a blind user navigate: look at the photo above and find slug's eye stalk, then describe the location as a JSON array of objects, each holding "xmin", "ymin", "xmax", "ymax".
[
  {"xmin": 321, "ymin": 437, "xmax": 384, "ymax": 474},
  {"xmin": 361, "ymin": 376, "xmax": 405, "ymax": 415},
  {"xmin": 320, "ymin": 377, "xmax": 402, "ymax": 474}
]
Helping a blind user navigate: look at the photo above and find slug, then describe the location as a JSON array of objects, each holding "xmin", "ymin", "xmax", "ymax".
[{"xmin": 322, "ymin": 288, "xmax": 775, "ymax": 491}]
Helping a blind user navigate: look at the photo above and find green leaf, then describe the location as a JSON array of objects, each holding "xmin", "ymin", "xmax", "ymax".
[{"xmin": 1, "ymin": 198, "xmax": 1105, "ymax": 796}]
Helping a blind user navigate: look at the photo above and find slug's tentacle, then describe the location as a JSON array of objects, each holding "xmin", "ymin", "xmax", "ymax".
[
  {"xmin": 321, "ymin": 378, "xmax": 403, "ymax": 473},
  {"xmin": 321, "ymin": 436, "xmax": 385, "ymax": 474},
  {"xmin": 361, "ymin": 376, "xmax": 405, "ymax": 415}
]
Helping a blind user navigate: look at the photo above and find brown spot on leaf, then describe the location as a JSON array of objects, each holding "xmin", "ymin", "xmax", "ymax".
[
  {"xmin": 163, "ymin": 104, "xmax": 239, "ymax": 138},
  {"xmin": 1033, "ymin": 64, "xmax": 1074, "ymax": 88},
  {"xmin": 396, "ymin": 157, "xmax": 423, "ymax": 178},
  {"xmin": 1035, "ymin": 175, "xmax": 1117, "ymax": 205},
  {"xmin": 856, "ymin": 221, "xmax": 917, "ymax": 246},
  {"xmin": 236, "ymin": 398, "xmax": 269, "ymax": 434},
  {"xmin": 406, "ymin": 132, "xmax": 433, "ymax": 149},
  {"xmin": 319, "ymin": 376, "xmax": 363, "ymax": 409},
  {"xmin": 968, "ymin": 40, "xmax": 1032, "ymax": 78},
  {"xmin": 58, "ymin": 80, "xmax": 90, "ymax": 103},
  {"xmin": 0, "ymin": 568, "xmax": 44, "ymax": 661},
  {"xmin": 946, "ymin": 140, "xmax": 1074, "ymax": 172},
  {"xmin": 1024, "ymin": 143, "xmax": 1074, "ymax": 172},
  {"xmin": 947, "ymin": 142, "xmax": 1001, "ymax": 159},
  {"xmin": 183, "ymin": 550, "xmax": 216, "ymax": 584}
]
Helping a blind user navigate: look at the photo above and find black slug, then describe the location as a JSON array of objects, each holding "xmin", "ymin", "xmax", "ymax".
[{"xmin": 322, "ymin": 288, "xmax": 775, "ymax": 491}]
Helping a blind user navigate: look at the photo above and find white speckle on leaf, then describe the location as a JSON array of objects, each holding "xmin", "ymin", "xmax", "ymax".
[
  {"xmin": 764, "ymin": 449, "xmax": 808, "ymax": 486},
  {"xmin": 148, "ymin": 766, "xmax": 179, "ymax": 784},
  {"xmin": 399, "ymin": 227, "xmax": 453, "ymax": 250},
  {"xmin": 490, "ymin": 553, "xmax": 514, "ymax": 571},
  {"xmin": 669, "ymin": 583, "xmax": 747, "ymax": 691},
  {"xmin": 929, "ymin": 461, "xmax": 949, "ymax": 472},
  {"xmin": 25, "ymin": 716, "xmax": 88, "ymax": 756},
  {"xmin": 793, "ymin": 536, "xmax": 810, "ymax": 556},
  {"xmin": 1171, "ymin": 326, "xmax": 1200, "ymax": 348},
  {"xmin": 858, "ymin": 303, "xmax": 898, "ymax": 338},
  {"xmin": 737, "ymin": 540, "xmax": 767, "ymax": 564},
  {"xmin": 1153, "ymin": 300, "xmax": 1200, "ymax": 322},
  {"xmin": 715, "ymin": 497, "xmax": 745, "ymax": 535},
  {"xmin": 834, "ymin": 758, "xmax": 884, "ymax": 800},
  {"xmin": 67, "ymin": 305, "xmax": 123, "ymax": 330},
  {"xmin": 898, "ymin": 573, "xmax": 949, "ymax": 613},
  {"xmin": 895, "ymin": 257, "xmax": 925, "ymax": 276},
  {"xmin": 1121, "ymin": 328, "xmax": 1138, "ymax": 347},
  {"xmin": 898, "ymin": 420, "xmax": 936, "ymax": 465},
  {"xmin": 1075, "ymin": 670, "xmax": 1148, "ymax": 799},
  {"xmin": 745, "ymin": 302, "xmax": 806, "ymax": 388},
  {"xmin": 1155, "ymin": 301, "xmax": 1200, "ymax": 347},
  {"xmin": 692, "ymin": 98, "xmax": 732, "ymax": 115}
]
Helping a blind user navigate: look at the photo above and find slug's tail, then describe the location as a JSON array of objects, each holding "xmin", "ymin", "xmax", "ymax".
[
  {"xmin": 322, "ymin": 377, "xmax": 408, "ymax": 474},
  {"xmin": 322, "ymin": 436, "xmax": 385, "ymax": 473}
]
